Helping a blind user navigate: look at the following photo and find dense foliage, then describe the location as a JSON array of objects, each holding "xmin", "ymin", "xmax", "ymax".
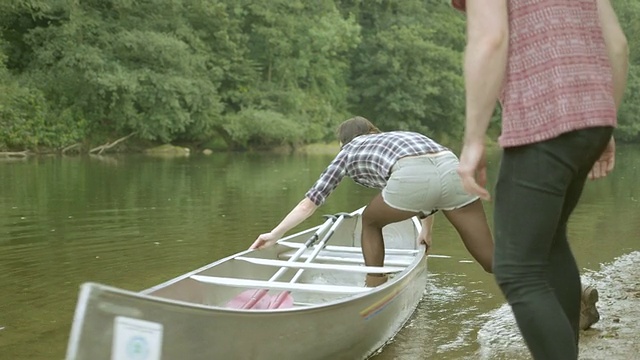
[{"xmin": 0, "ymin": 0, "xmax": 637, "ymax": 151}]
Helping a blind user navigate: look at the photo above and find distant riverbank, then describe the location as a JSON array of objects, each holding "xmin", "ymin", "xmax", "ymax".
[{"xmin": 0, "ymin": 131, "xmax": 502, "ymax": 159}]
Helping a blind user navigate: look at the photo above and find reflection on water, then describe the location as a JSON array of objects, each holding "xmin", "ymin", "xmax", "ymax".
[{"xmin": 0, "ymin": 146, "xmax": 639, "ymax": 360}]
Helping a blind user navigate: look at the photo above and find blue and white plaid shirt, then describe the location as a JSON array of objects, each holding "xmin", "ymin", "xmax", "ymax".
[{"xmin": 305, "ymin": 131, "xmax": 448, "ymax": 206}]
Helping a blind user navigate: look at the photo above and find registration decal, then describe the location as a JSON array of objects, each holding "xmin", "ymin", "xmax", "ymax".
[{"xmin": 112, "ymin": 317, "xmax": 163, "ymax": 360}]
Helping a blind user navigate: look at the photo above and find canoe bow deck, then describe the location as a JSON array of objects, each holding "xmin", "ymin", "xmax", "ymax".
[{"xmin": 65, "ymin": 207, "xmax": 428, "ymax": 360}]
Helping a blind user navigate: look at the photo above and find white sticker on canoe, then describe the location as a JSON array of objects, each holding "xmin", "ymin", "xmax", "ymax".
[{"xmin": 112, "ymin": 316, "xmax": 163, "ymax": 360}]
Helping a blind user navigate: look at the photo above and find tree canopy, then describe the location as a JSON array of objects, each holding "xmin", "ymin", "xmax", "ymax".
[{"xmin": 0, "ymin": 0, "xmax": 637, "ymax": 151}]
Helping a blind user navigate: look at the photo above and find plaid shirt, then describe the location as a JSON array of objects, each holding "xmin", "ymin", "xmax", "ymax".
[{"xmin": 305, "ymin": 131, "xmax": 448, "ymax": 206}]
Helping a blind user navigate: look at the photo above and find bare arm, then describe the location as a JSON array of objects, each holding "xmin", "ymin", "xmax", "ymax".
[
  {"xmin": 250, "ymin": 197, "xmax": 318, "ymax": 249},
  {"xmin": 589, "ymin": 0, "xmax": 628, "ymax": 180},
  {"xmin": 270, "ymin": 197, "xmax": 318, "ymax": 238},
  {"xmin": 457, "ymin": 0, "xmax": 509, "ymax": 200},
  {"xmin": 461, "ymin": 0, "xmax": 509, "ymax": 145},
  {"xmin": 597, "ymin": 0, "xmax": 629, "ymax": 109}
]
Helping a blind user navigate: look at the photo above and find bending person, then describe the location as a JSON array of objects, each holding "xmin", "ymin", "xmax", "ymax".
[{"xmin": 250, "ymin": 116, "xmax": 494, "ymax": 286}]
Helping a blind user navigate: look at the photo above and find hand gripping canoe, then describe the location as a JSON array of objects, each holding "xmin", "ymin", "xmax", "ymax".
[{"xmin": 225, "ymin": 213, "xmax": 347, "ymax": 309}]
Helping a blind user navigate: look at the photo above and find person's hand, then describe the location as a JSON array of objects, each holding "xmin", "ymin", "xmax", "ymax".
[
  {"xmin": 417, "ymin": 228, "xmax": 432, "ymax": 254},
  {"xmin": 249, "ymin": 232, "xmax": 280, "ymax": 250},
  {"xmin": 458, "ymin": 141, "xmax": 491, "ymax": 201},
  {"xmin": 589, "ymin": 137, "xmax": 615, "ymax": 180}
]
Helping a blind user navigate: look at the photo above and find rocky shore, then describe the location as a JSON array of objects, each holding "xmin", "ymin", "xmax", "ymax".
[
  {"xmin": 475, "ymin": 251, "xmax": 640, "ymax": 359},
  {"xmin": 579, "ymin": 251, "xmax": 640, "ymax": 359}
]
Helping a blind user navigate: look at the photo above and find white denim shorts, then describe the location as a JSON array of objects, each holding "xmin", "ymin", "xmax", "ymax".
[{"xmin": 381, "ymin": 151, "xmax": 478, "ymax": 216}]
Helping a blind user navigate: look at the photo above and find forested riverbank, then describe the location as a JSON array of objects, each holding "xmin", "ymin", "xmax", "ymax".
[{"xmin": 1, "ymin": 0, "xmax": 638, "ymax": 154}]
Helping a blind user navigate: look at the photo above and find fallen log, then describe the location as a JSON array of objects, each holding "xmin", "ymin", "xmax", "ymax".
[
  {"xmin": 0, "ymin": 151, "xmax": 29, "ymax": 158},
  {"xmin": 62, "ymin": 143, "xmax": 82, "ymax": 155},
  {"xmin": 89, "ymin": 132, "xmax": 136, "ymax": 155}
]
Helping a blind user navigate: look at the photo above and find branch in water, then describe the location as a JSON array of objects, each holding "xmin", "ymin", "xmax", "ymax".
[{"xmin": 89, "ymin": 132, "xmax": 137, "ymax": 155}]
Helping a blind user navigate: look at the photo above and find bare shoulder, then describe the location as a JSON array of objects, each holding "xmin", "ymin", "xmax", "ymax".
[{"xmin": 596, "ymin": 0, "xmax": 627, "ymax": 47}]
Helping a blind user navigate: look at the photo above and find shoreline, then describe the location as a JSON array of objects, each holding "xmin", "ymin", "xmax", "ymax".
[
  {"xmin": 475, "ymin": 251, "xmax": 640, "ymax": 359},
  {"xmin": 579, "ymin": 251, "xmax": 640, "ymax": 359}
]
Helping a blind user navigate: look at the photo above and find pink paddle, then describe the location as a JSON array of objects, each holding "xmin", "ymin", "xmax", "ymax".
[
  {"xmin": 225, "ymin": 289, "xmax": 274, "ymax": 309},
  {"xmin": 267, "ymin": 290, "xmax": 294, "ymax": 309}
]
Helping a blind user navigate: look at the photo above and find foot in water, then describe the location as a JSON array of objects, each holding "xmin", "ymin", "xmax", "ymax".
[{"xmin": 580, "ymin": 285, "xmax": 600, "ymax": 330}]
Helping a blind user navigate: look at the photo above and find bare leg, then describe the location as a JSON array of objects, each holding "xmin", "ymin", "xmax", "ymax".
[
  {"xmin": 442, "ymin": 199, "xmax": 494, "ymax": 273},
  {"xmin": 361, "ymin": 194, "xmax": 416, "ymax": 269}
]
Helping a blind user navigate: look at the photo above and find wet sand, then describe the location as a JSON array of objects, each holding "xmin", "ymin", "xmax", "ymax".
[{"xmin": 475, "ymin": 251, "xmax": 640, "ymax": 359}]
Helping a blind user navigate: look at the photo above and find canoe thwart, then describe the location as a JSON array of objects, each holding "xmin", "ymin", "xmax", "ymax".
[
  {"xmin": 278, "ymin": 250, "xmax": 415, "ymax": 267},
  {"xmin": 278, "ymin": 241, "xmax": 419, "ymax": 255},
  {"xmin": 234, "ymin": 256, "xmax": 405, "ymax": 273},
  {"xmin": 190, "ymin": 275, "xmax": 371, "ymax": 294}
]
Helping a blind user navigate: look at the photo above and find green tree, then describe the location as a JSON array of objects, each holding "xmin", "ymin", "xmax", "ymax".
[
  {"xmin": 20, "ymin": 0, "xmax": 225, "ymax": 143},
  {"xmin": 0, "ymin": 0, "xmax": 637, "ymax": 151},
  {"xmin": 0, "ymin": 12, "xmax": 82, "ymax": 152},
  {"xmin": 344, "ymin": 0, "xmax": 468, "ymax": 140},
  {"xmin": 234, "ymin": 0, "xmax": 361, "ymax": 147}
]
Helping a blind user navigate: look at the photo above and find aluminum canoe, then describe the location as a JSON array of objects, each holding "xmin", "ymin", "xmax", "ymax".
[{"xmin": 65, "ymin": 207, "xmax": 428, "ymax": 360}]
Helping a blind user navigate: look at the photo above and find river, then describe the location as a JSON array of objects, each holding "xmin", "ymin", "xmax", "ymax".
[{"xmin": 1, "ymin": 145, "xmax": 639, "ymax": 359}]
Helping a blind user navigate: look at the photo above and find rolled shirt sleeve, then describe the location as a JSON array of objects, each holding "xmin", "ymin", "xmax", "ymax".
[{"xmin": 304, "ymin": 152, "xmax": 348, "ymax": 206}]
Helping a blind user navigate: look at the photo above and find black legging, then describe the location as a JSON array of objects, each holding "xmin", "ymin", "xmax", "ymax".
[{"xmin": 493, "ymin": 126, "xmax": 613, "ymax": 360}]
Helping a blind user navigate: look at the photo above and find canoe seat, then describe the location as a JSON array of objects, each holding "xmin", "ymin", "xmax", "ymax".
[
  {"xmin": 190, "ymin": 275, "xmax": 371, "ymax": 294},
  {"xmin": 278, "ymin": 249, "xmax": 415, "ymax": 267},
  {"xmin": 234, "ymin": 257, "xmax": 405, "ymax": 274}
]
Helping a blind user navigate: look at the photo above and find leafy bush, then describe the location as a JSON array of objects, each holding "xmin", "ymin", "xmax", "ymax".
[
  {"xmin": 0, "ymin": 83, "xmax": 86, "ymax": 150},
  {"xmin": 222, "ymin": 108, "xmax": 304, "ymax": 149}
]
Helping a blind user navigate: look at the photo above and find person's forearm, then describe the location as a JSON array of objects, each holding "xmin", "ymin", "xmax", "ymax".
[
  {"xmin": 597, "ymin": 0, "xmax": 629, "ymax": 109},
  {"xmin": 421, "ymin": 215, "xmax": 434, "ymax": 236},
  {"xmin": 271, "ymin": 197, "xmax": 318, "ymax": 237},
  {"xmin": 463, "ymin": 5, "xmax": 509, "ymax": 144}
]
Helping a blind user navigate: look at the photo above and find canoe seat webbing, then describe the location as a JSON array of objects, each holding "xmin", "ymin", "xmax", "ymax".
[
  {"xmin": 190, "ymin": 275, "xmax": 370, "ymax": 294},
  {"xmin": 234, "ymin": 257, "xmax": 404, "ymax": 273}
]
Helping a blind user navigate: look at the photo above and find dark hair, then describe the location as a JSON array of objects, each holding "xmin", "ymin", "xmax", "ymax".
[{"xmin": 336, "ymin": 116, "xmax": 381, "ymax": 146}]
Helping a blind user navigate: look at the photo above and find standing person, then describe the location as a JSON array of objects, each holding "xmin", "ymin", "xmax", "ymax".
[
  {"xmin": 250, "ymin": 116, "xmax": 495, "ymax": 287},
  {"xmin": 454, "ymin": 0, "xmax": 628, "ymax": 359}
]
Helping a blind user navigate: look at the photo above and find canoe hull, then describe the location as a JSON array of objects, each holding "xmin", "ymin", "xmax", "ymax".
[
  {"xmin": 67, "ymin": 264, "xmax": 426, "ymax": 360},
  {"xmin": 65, "ymin": 209, "xmax": 428, "ymax": 360}
]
